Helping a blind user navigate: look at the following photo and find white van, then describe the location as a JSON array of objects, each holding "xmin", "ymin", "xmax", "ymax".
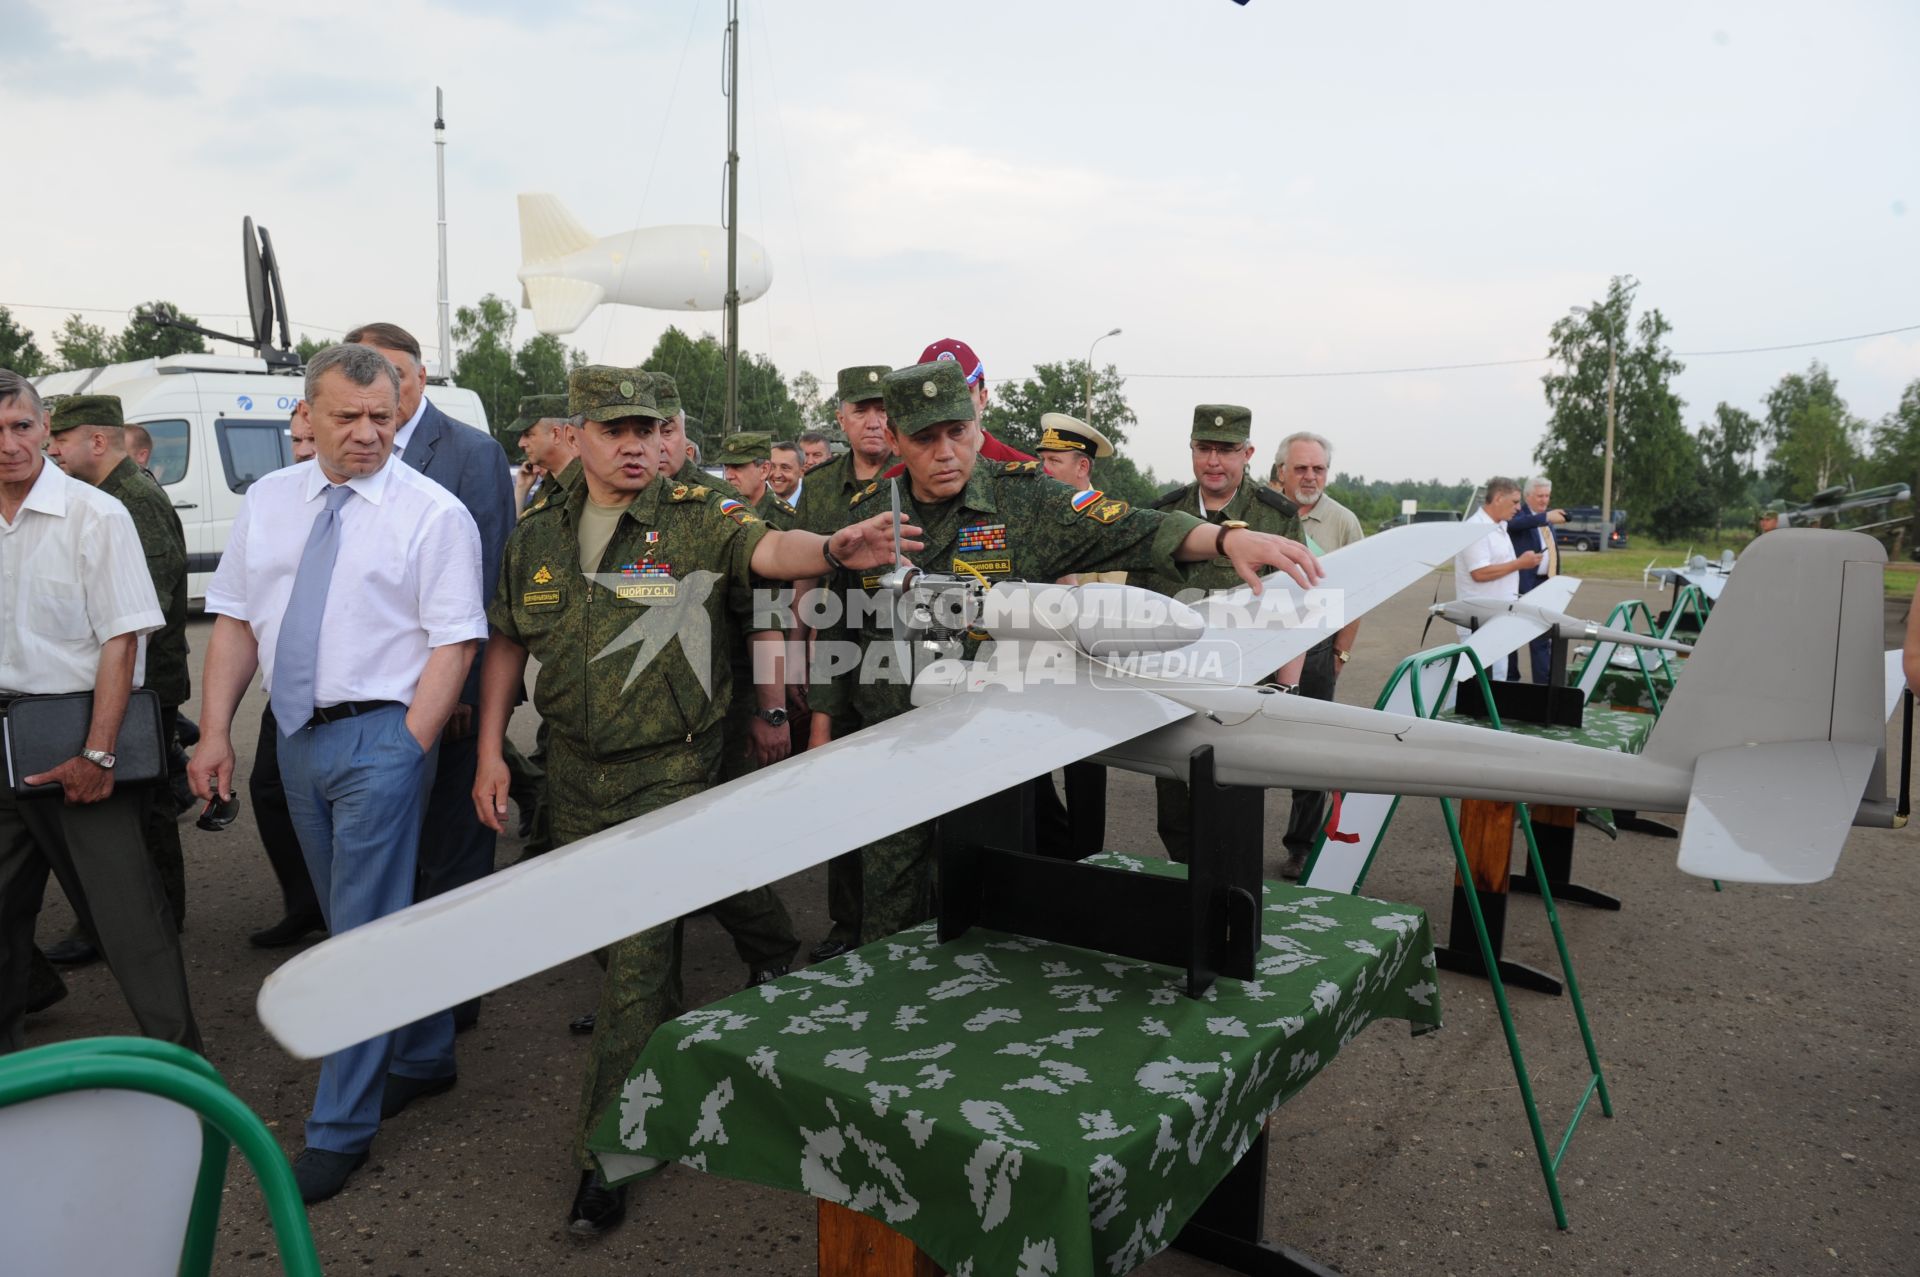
[{"xmin": 33, "ymin": 353, "xmax": 491, "ymax": 605}]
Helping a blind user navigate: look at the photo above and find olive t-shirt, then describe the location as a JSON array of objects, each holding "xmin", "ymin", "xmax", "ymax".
[{"xmin": 577, "ymin": 495, "xmax": 635, "ymax": 573}]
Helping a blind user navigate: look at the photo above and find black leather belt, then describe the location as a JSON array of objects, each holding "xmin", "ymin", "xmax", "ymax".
[{"xmin": 307, "ymin": 700, "xmax": 397, "ymax": 728}]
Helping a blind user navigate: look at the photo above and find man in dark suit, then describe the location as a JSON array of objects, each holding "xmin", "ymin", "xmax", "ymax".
[
  {"xmin": 1506, "ymin": 477, "xmax": 1568, "ymax": 684},
  {"xmin": 348, "ymin": 324, "xmax": 515, "ymax": 1034}
]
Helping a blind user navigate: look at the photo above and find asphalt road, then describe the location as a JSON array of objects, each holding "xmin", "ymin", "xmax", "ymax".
[{"xmin": 21, "ymin": 573, "xmax": 1918, "ymax": 1276}]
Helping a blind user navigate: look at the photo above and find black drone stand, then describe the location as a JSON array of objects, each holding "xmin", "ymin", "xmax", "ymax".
[{"xmin": 935, "ymin": 746, "xmax": 1340, "ymax": 1276}]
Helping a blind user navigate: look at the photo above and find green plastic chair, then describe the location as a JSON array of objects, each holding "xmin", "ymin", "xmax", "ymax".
[{"xmin": 0, "ymin": 1036, "xmax": 321, "ymax": 1276}]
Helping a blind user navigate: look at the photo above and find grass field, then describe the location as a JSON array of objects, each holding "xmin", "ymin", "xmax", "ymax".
[{"xmin": 1557, "ymin": 535, "xmax": 1920, "ymax": 599}]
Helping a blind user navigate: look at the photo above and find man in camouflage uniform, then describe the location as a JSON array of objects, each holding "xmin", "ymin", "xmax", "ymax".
[
  {"xmin": 470, "ymin": 366, "xmax": 910, "ymax": 1236},
  {"xmin": 712, "ymin": 432, "xmax": 804, "ymax": 787},
  {"xmin": 793, "ymin": 365, "xmax": 894, "ymax": 958},
  {"xmin": 43, "ymin": 394, "xmax": 191, "ymax": 949},
  {"xmin": 811, "ymin": 366, "xmax": 1319, "ymax": 940},
  {"xmin": 505, "ymin": 393, "xmax": 572, "ymax": 516},
  {"xmin": 1133, "ymin": 405, "xmax": 1307, "ymax": 863}
]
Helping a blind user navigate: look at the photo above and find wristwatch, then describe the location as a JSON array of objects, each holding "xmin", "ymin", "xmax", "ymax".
[
  {"xmin": 1214, "ymin": 519, "xmax": 1249, "ymax": 557},
  {"xmin": 80, "ymin": 748, "xmax": 116, "ymax": 770},
  {"xmin": 755, "ymin": 706, "xmax": 789, "ymax": 728}
]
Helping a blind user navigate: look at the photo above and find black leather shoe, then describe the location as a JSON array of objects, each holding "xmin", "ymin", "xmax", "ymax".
[
  {"xmin": 26, "ymin": 965, "xmax": 68, "ymax": 1014},
  {"xmin": 747, "ymin": 963, "xmax": 790, "ymax": 989},
  {"xmin": 249, "ymin": 912, "xmax": 326, "ymax": 949},
  {"xmin": 43, "ymin": 936, "xmax": 99, "ymax": 966},
  {"xmin": 1279, "ymin": 849, "xmax": 1309, "ymax": 881},
  {"xmin": 292, "ymin": 1146, "xmax": 368, "ymax": 1204},
  {"xmin": 380, "ymin": 1071, "xmax": 456, "ymax": 1120},
  {"xmin": 569, "ymin": 1011, "xmax": 597, "ymax": 1035},
  {"xmin": 808, "ymin": 937, "xmax": 856, "ymax": 962},
  {"xmin": 567, "ymin": 1169, "xmax": 628, "ymax": 1236}
]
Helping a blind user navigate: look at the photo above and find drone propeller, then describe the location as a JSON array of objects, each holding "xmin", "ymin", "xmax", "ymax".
[{"xmin": 1416, "ymin": 573, "xmax": 1444, "ymax": 648}]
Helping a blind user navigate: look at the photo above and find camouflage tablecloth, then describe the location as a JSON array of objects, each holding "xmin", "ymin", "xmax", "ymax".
[
  {"xmin": 1585, "ymin": 664, "xmax": 1681, "ymax": 714},
  {"xmin": 1438, "ymin": 701, "xmax": 1655, "ymax": 754},
  {"xmin": 587, "ymin": 855, "xmax": 1441, "ymax": 1276}
]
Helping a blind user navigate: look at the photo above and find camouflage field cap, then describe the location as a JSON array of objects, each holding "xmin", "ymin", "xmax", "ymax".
[
  {"xmin": 882, "ymin": 361, "xmax": 976, "ymax": 436},
  {"xmin": 1191, "ymin": 404, "xmax": 1253, "ymax": 445},
  {"xmin": 512, "ymin": 393, "xmax": 569, "ymax": 433},
  {"xmin": 714, "ymin": 432, "xmax": 773, "ymax": 465},
  {"xmin": 569, "ymin": 366, "xmax": 666, "ymax": 424},
  {"xmin": 836, "ymin": 365, "xmax": 890, "ymax": 404},
  {"xmin": 643, "ymin": 370, "xmax": 683, "ymax": 419},
  {"xmin": 48, "ymin": 393, "xmax": 124, "ymax": 434}
]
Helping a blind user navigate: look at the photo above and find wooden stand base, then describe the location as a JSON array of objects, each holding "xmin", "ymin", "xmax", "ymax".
[
  {"xmin": 1509, "ymin": 804, "xmax": 1621, "ymax": 911},
  {"xmin": 818, "ymin": 1200, "xmax": 944, "ymax": 1277},
  {"xmin": 1434, "ymin": 798, "xmax": 1562, "ymax": 997}
]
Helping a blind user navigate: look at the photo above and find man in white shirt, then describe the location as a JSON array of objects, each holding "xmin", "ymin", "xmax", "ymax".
[
  {"xmin": 767, "ymin": 440, "xmax": 805, "ymax": 506},
  {"xmin": 0, "ymin": 368, "xmax": 199, "ymax": 1053},
  {"xmin": 189, "ymin": 344, "xmax": 486, "ymax": 1204},
  {"xmin": 1454, "ymin": 477, "xmax": 1542, "ymax": 679}
]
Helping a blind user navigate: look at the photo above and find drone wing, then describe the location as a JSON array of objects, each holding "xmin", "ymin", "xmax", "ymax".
[
  {"xmin": 1179, "ymin": 522, "xmax": 1490, "ymax": 688},
  {"xmin": 258, "ymin": 677, "xmax": 1192, "ymax": 1059}
]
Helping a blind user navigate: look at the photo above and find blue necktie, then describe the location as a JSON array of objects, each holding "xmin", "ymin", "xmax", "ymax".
[{"xmin": 272, "ymin": 484, "xmax": 355, "ymax": 735}]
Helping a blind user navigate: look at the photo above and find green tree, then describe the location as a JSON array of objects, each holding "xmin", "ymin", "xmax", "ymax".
[
  {"xmin": 514, "ymin": 331, "xmax": 583, "ymax": 397},
  {"xmin": 294, "ymin": 333, "xmax": 332, "ymax": 363},
  {"xmin": 982, "ymin": 360, "xmax": 1137, "ymax": 455},
  {"xmin": 1867, "ymin": 377, "xmax": 1920, "ymax": 492},
  {"xmin": 112, "ymin": 301, "xmax": 210, "ymax": 362},
  {"xmin": 1533, "ymin": 276, "xmax": 1691, "ymax": 530},
  {"xmin": 1696, "ymin": 403, "xmax": 1762, "ymax": 536},
  {"xmin": 641, "ymin": 326, "xmax": 802, "ymax": 452},
  {"xmin": 1763, "ymin": 361, "xmax": 1862, "ymax": 498},
  {"xmin": 452, "ymin": 294, "xmax": 520, "ymax": 432},
  {"xmin": 0, "ymin": 306, "xmax": 46, "ymax": 376},
  {"xmin": 787, "ymin": 370, "xmax": 839, "ymax": 432},
  {"xmin": 52, "ymin": 314, "xmax": 112, "ymax": 371}
]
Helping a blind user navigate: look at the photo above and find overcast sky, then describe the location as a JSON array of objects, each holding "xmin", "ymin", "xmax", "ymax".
[{"xmin": 5, "ymin": 0, "xmax": 1916, "ymax": 488}]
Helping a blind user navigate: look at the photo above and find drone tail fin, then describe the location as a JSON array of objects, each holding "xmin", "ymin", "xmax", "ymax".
[{"xmin": 1644, "ymin": 530, "xmax": 1888, "ymax": 883}]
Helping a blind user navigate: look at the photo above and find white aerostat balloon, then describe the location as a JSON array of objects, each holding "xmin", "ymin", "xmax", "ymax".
[{"xmin": 515, "ymin": 193, "xmax": 773, "ymax": 334}]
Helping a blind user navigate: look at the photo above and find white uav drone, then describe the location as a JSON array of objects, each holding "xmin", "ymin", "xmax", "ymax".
[{"xmin": 260, "ymin": 524, "xmax": 1897, "ymax": 1058}]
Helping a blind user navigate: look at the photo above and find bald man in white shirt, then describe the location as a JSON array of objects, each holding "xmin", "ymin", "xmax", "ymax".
[{"xmin": 0, "ymin": 368, "xmax": 199, "ymax": 1053}]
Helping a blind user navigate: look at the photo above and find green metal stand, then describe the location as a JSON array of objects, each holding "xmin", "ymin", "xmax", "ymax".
[{"xmin": 1309, "ymin": 643, "xmax": 1613, "ymax": 1231}]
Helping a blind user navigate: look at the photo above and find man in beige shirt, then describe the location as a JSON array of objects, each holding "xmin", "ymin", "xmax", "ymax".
[{"xmin": 1270, "ymin": 431, "xmax": 1365, "ymax": 877}]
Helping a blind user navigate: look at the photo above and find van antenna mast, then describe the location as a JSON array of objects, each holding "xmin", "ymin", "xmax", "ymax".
[
  {"xmin": 721, "ymin": 0, "xmax": 741, "ymax": 436},
  {"xmin": 435, "ymin": 87, "xmax": 452, "ymax": 378}
]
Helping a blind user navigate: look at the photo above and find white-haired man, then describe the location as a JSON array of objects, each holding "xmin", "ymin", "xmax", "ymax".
[{"xmin": 1269, "ymin": 431, "xmax": 1365, "ymax": 877}]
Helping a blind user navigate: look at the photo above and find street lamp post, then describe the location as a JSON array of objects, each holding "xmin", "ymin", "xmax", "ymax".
[
  {"xmin": 1570, "ymin": 303, "xmax": 1620, "ymax": 550},
  {"xmin": 1085, "ymin": 327, "xmax": 1121, "ymax": 423}
]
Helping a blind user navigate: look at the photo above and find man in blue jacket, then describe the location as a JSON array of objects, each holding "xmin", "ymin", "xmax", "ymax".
[
  {"xmin": 1506, "ymin": 476, "xmax": 1568, "ymax": 683},
  {"xmin": 348, "ymin": 323, "xmax": 516, "ymax": 1050}
]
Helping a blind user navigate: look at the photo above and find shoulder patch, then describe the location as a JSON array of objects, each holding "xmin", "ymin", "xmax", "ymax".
[
  {"xmin": 1086, "ymin": 497, "xmax": 1131, "ymax": 524},
  {"xmin": 1070, "ymin": 488, "xmax": 1104, "ymax": 512},
  {"xmin": 1254, "ymin": 486, "xmax": 1300, "ymax": 518},
  {"xmin": 1150, "ymin": 484, "xmax": 1192, "ymax": 511},
  {"xmin": 717, "ymin": 497, "xmax": 761, "ymax": 525}
]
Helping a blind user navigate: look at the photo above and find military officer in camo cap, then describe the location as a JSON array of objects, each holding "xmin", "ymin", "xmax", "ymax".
[
  {"xmin": 471, "ymin": 363, "xmax": 913, "ymax": 1238},
  {"xmin": 1134, "ymin": 404, "xmax": 1308, "ymax": 864},
  {"xmin": 809, "ymin": 364, "xmax": 1320, "ymax": 943},
  {"xmin": 790, "ymin": 364, "xmax": 895, "ymax": 961},
  {"xmin": 509, "ymin": 393, "xmax": 573, "ymax": 515}
]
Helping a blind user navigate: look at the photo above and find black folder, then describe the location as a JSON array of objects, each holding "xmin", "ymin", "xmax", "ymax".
[{"xmin": 4, "ymin": 690, "xmax": 166, "ymax": 796}]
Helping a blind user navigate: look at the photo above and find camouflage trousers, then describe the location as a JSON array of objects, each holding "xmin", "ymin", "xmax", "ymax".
[
  {"xmin": 857, "ymin": 821, "xmax": 935, "ymax": 945},
  {"xmin": 552, "ymin": 729, "xmax": 718, "ymax": 1169}
]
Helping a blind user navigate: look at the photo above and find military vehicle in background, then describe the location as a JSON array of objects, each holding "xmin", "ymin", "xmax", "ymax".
[
  {"xmin": 1559, "ymin": 506, "xmax": 1629, "ymax": 551},
  {"xmin": 1773, "ymin": 482, "xmax": 1912, "ymax": 559}
]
